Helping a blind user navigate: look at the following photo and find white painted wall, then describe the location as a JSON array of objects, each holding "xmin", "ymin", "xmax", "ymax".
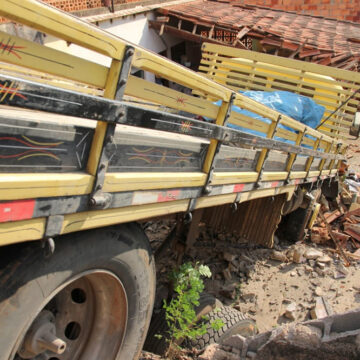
[{"xmin": 45, "ymin": 11, "xmax": 182, "ymax": 69}]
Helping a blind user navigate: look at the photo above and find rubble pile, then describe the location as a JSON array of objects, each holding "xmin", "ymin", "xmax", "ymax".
[
  {"xmin": 199, "ymin": 309, "xmax": 360, "ymax": 360},
  {"xmin": 311, "ymin": 174, "xmax": 360, "ymax": 264},
  {"xmin": 142, "ymin": 168, "xmax": 360, "ymax": 360}
]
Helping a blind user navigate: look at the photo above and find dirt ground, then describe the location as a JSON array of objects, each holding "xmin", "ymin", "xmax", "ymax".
[{"xmin": 140, "ymin": 137, "xmax": 360, "ymax": 359}]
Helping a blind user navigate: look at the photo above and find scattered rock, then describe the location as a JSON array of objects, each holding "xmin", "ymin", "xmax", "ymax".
[
  {"xmin": 310, "ymin": 296, "xmax": 333, "ymax": 319},
  {"xmin": 284, "ymin": 302, "xmax": 297, "ymax": 320},
  {"xmin": 290, "ymin": 271, "xmax": 296, "ymax": 277},
  {"xmin": 337, "ymin": 263, "xmax": 349, "ymax": 276},
  {"xmin": 198, "ymin": 344, "xmax": 238, "ymax": 360},
  {"xmin": 241, "ymin": 292, "xmax": 256, "ymax": 303},
  {"xmin": 223, "ymin": 252, "xmax": 236, "ymax": 263},
  {"xmin": 317, "ymin": 255, "xmax": 332, "ymax": 264},
  {"xmin": 334, "ymin": 272, "xmax": 346, "ymax": 279},
  {"xmin": 222, "ymin": 334, "xmax": 246, "ymax": 350},
  {"xmin": 220, "ymin": 284, "xmax": 237, "ymax": 300},
  {"xmin": 223, "ymin": 268, "xmax": 232, "ymax": 281},
  {"xmin": 292, "ymin": 246, "xmax": 306, "ymax": 264},
  {"xmin": 270, "ymin": 250, "xmax": 287, "ymax": 262},
  {"xmin": 304, "ymin": 249, "xmax": 323, "ymax": 260},
  {"xmin": 315, "ymin": 286, "xmax": 324, "ymax": 296},
  {"xmin": 296, "ymin": 268, "xmax": 304, "ymax": 276},
  {"xmin": 315, "ymin": 267, "xmax": 325, "ymax": 277},
  {"xmin": 246, "ymin": 351, "xmax": 257, "ymax": 359}
]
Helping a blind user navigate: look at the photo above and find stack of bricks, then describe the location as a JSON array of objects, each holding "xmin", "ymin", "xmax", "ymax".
[
  {"xmin": 0, "ymin": 0, "xmax": 108, "ymax": 23},
  {"xmin": 45, "ymin": 0, "xmax": 104, "ymax": 11},
  {"xmin": 231, "ymin": 0, "xmax": 360, "ymax": 22}
]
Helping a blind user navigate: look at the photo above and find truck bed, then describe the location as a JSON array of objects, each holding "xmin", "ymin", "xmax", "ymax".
[{"xmin": 0, "ymin": 0, "xmax": 348, "ymax": 247}]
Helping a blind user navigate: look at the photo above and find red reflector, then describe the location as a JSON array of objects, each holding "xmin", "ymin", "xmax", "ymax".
[
  {"xmin": 0, "ymin": 199, "xmax": 35, "ymax": 222},
  {"xmin": 234, "ymin": 184, "xmax": 245, "ymax": 192},
  {"xmin": 157, "ymin": 190, "xmax": 180, "ymax": 202}
]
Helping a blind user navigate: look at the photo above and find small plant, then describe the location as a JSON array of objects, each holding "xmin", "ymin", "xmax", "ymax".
[{"xmin": 162, "ymin": 262, "xmax": 224, "ymax": 356}]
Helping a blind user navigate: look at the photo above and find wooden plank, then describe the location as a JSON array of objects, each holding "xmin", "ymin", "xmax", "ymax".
[
  {"xmin": 0, "ymin": 173, "xmax": 94, "ymax": 200},
  {"xmin": 201, "ymin": 67, "xmax": 357, "ymax": 117},
  {"xmin": 318, "ymin": 130, "xmax": 350, "ymax": 140},
  {"xmin": 227, "ymin": 111, "xmax": 270, "ymax": 134},
  {"xmin": 239, "ymin": 185, "xmax": 296, "ymax": 203},
  {"xmin": 200, "ymin": 57, "xmax": 360, "ymax": 100},
  {"xmin": 87, "ymin": 58, "xmax": 123, "ymax": 176},
  {"xmin": 290, "ymin": 171, "xmax": 307, "ymax": 179},
  {"xmin": 202, "ymin": 43, "xmax": 360, "ymax": 84},
  {"xmin": 196, "ymin": 193, "xmax": 236, "ymax": 209},
  {"xmin": 0, "ymin": 0, "xmax": 126, "ymax": 59},
  {"xmin": 211, "ymin": 170, "xmax": 292, "ymax": 185},
  {"xmin": 125, "ymin": 75, "xmax": 219, "ymax": 119},
  {"xmin": 0, "ymin": 218, "xmax": 46, "ymax": 246},
  {"xmin": 61, "ymin": 199, "xmax": 189, "ymax": 235},
  {"xmin": 0, "ymin": 31, "xmax": 109, "ymax": 88},
  {"xmin": 103, "ymin": 172, "xmax": 206, "ymax": 192},
  {"xmin": 0, "ymin": 63, "xmax": 103, "ymax": 95},
  {"xmin": 211, "ymin": 171, "xmax": 258, "ymax": 185},
  {"xmin": 132, "ymin": 49, "xmax": 232, "ymax": 101},
  {"xmin": 203, "ymin": 100, "xmax": 231, "ymax": 174}
]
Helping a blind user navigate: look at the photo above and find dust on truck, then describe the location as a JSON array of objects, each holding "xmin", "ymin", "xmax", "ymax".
[{"xmin": 0, "ymin": 0, "xmax": 358, "ymax": 359}]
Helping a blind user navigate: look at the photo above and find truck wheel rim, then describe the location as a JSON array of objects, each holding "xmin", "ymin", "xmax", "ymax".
[{"xmin": 15, "ymin": 270, "xmax": 128, "ymax": 360}]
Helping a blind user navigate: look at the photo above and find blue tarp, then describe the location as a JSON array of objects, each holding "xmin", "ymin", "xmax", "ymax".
[{"xmin": 213, "ymin": 91, "xmax": 325, "ymax": 144}]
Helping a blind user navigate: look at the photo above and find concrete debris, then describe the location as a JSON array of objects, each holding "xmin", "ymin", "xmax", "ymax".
[
  {"xmin": 310, "ymin": 296, "xmax": 333, "ymax": 319},
  {"xmin": 270, "ymin": 250, "xmax": 287, "ymax": 262},
  {"xmin": 310, "ymin": 175, "xmax": 360, "ymax": 265},
  {"xmin": 198, "ymin": 344, "xmax": 238, "ymax": 360},
  {"xmin": 143, "ymin": 176, "xmax": 360, "ymax": 360},
  {"xmin": 304, "ymin": 248, "xmax": 323, "ymax": 260},
  {"xmin": 317, "ymin": 254, "xmax": 332, "ymax": 264},
  {"xmin": 283, "ymin": 302, "xmax": 297, "ymax": 320},
  {"xmin": 222, "ymin": 335, "xmax": 246, "ymax": 349},
  {"xmin": 200, "ymin": 309, "xmax": 360, "ymax": 360},
  {"xmin": 292, "ymin": 246, "xmax": 306, "ymax": 263}
]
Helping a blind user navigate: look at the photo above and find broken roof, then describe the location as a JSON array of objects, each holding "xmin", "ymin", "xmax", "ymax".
[{"xmin": 153, "ymin": 0, "xmax": 360, "ymax": 70}]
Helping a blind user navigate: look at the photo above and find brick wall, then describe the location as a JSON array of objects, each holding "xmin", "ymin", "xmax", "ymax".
[
  {"xmin": 44, "ymin": 0, "xmax": 104, "ymax": 11},
  {"xmin": 232, "ymin": 0, "xmax": 360, "ymax": 22}
]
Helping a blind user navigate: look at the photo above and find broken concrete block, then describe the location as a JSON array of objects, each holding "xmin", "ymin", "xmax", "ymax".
[
  {"xmin": 270, "ymin": 250, "xmax": 287, "ymax": 262},
  {"xmin": 198, "ymin": 344, "xmax": 239, "ymax": 360},
  {"xmin": 310, "ymin": 296, "xmax": 333, "ymax": 319},
  {"xmin": 284, "ymin": 302, "xmax": 297, "ymax": 320},
  {"xmin": 314, "ymin": 286, "xmax": 324, "ymax": 296},
  {"xmin": 292, "ymin": 246, "xmax": 306, "ymax": 264},
  {"xmin": 304, "ymin": 248, "xmax": 323, "ymax": 260},
  {"xmin": 317, "ymin": 255, "xmax": 332, "ymax": 264},
  {"xmin": 222, "ymin": 334, "xmax": 247, "ymax": 350}
]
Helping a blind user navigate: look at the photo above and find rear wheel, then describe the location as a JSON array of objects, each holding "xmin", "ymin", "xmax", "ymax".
[
  {"xmin": 187, "ymin": 306, "xmax": 257, "ymax": 350},
  {"xmin": 0, "ymin": 223, "xmax": 156, "ymax": 360}
]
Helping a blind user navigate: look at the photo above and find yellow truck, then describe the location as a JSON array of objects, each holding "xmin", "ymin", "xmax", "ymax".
[{"xmin": 0, "ymin": 1, "xmax": 359, "ymax": 359}]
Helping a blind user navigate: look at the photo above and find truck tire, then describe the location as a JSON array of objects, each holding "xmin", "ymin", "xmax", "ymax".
[
  {"xmin": 0, "ymin": 223, "xmax": 156, "ymax": 360},
  {"xmin": 188, "ymin": 306, "xmax": 257, "ymax": 350},
  {"xmin": 144, "ymin": 292, "xmax": 223, "ymax": 355}
]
